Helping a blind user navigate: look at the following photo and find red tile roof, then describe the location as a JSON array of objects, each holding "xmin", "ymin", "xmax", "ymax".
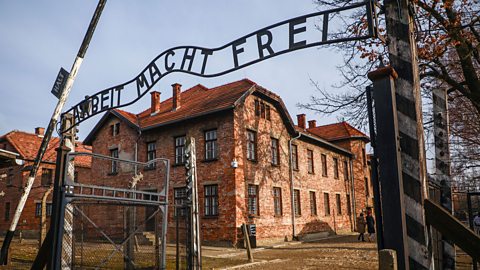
[
  {"xmin": 0, "ymin": 131, "xmax": 91, "ymax": 168},
  {"xmin": 137, "ymin": 79, "xmax": 256, "ymax": 129},
  {"xmin": 306, "ymin": 122, "xmax": 369, "ymax": 142}
]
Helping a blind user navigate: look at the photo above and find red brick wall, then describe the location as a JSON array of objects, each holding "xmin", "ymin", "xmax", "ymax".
[{"xmin": 233, "ymin": 94, "xmax": 356, "ymax": 244}]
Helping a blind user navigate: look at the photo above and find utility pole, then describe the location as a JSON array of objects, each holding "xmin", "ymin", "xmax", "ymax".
[
  {"xmin": 432, "ymin": 88, "xmax": 455, "ymax": 269},
  {"xmin": 0, "ymin": 0, "xmax": 107, "ymax": 264},
  {"xmin": 384, "ymin": 0, "xmax": 430, "ymax": 268}
]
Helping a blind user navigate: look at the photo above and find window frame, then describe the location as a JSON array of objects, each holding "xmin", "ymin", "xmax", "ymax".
[
  {"xmin": 111, "ymin": 122, "xmax": 120, "ymax": 136},
  {"xmin": 323, "ymin": 193, "xmax": 330, "ymax": 216},
  {"xmin": 307, "ymin": 149, "xmax": 314, "ymax": 174},
  {"xmin": 248, "ymin": 184, "xmax": 259, "ymax": 216},
  {"xmin": 41, "ymin": 168, "xmax": 53, "ymax": 186},
  {"xmin": 336, "ymin": 194, "xmax": 342, "ymax": 215},
  {"xmin": 4, "ymin": 202, "xmax": 10, "ymax": 221},
  {"xmin": 271, "ymin": 137, "xmax": 280, "ymax": 166},
  {"xmin": 246, "ymin": 130, "xmax": 257, "ymax": 161},
  {"xmin": 292, "ymin": 144, "xmax": 299, "ymax": 171},
  {"xmin": 266, "ymin": 105, "xmax": 271, "ymax": 120},
  {"xmin": 174, "ymin": 136, "xmax": 186, "ymax": 165},
  {"xmin": 110, "ymin": 148, "xmax": 119, "ymax": 174},
  {"xmin": 310, "ymin": 191, "xmax": 317, "ymax": 216},
  {"xmin": 365, "ymin": 177, "xmax": 370, "ymax": 197},
  {"xmin": 204, "ymin": 129, "xmax": 218, "ymax": 161},
  {"xmin": 321, "ymin": 154, "xmax": 328, "ymax": 176},
  {"xmin": 343, "ymin": 160, "xmax": 349, "ymax": 180},
  {"xmin": 273, "ymin": 187, "xmax": 282, "ymax": 216},
  {"xmin": 294, "ymin": 189, "xmax": 301, "ymax": 216},
  {"xmin": 346, "ymin": 194, "xmax": 352, "ymax": 215},
  {"xmin": 174, "ymin": 187, "xmax": 187, "ymax": 217},
  {"xmin": 333, "ymin": 157, "xmax": 339, "ymax": 179},
  {"xmin": 254, "ymin": 100, "xmax": 260, "ymax": 116},
  {"xmin": 204, "ymin": 184, "xmax": 219, "ymax": 217},
  {"xmin": 146, "ymin": 141, "xmax": 156, "ymax": 169}
]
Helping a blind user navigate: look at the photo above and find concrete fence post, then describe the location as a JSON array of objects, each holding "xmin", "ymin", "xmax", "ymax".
[{"xmin": 379, "ymin": 249, "xmax": 397, "ymax": 270}]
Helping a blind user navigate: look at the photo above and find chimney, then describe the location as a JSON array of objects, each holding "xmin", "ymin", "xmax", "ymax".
[
  {"xmin": 308, "ymin": 120, "xmax": 316, "ymax": 129},
  {"xmin": 35, "ymin": 127, "xmax": 45, "ymax": 136},
  {"xmin": 172, "ymin": 83, "xmax": 182, "ymax": 111},
  {"xmin": 297, "ymin": 114, "xmax": 306, "ymax": 129},
  {"xmin": 150, "ymin": 91, "xmax": 161, "ymax": 114}
]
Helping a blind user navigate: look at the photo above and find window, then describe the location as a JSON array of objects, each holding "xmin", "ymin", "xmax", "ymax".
[
  {"xmin": 41, "ymin": 168, "xmax": 53, "ymax": 186},
  {"xmin": 321, "ymin": 154, "xmax": 327, "ymax": 176},
  {"xmin": 35, "ymin": 203, "xmax": 53, "ymax": 217},
  {"xmin": 333, "ymin": 158, "xmax": 339, "ymax": 179},
  {"xmin": 111, "ymin": 122, "xmax": 120, "ymax": 136},
  {"xmin": 362, "ymin": 148, "xmax": 367, "ymax": 167},
  {"xmin": 260, "ymin": 103, "xmax": 266, "ymax": 118},
  {"xmin": 205, "ymin": 130, "xmax": 218, "ymax": 160},
  {"xmin": 266, "ymin": 105, "xmax": 271, "ymax": 120},
  {"xmin": 35, "ymin": 203, "xmax": 42, "ymax": 217},
  {"xmin": 246, "ymin": 130, "xmax": 257, "ymax": 161},
  {"xmin": 74, "ymin": 171, "xmax": 79, "ymax": 182},
  {"xmin": 204, "ymin": 185, "xmax": 218, "ymax": 216},
  {"xmin": 365, "ymin": 177, "xmax": 370, "ymax": 197},
  {"xmin": 254, "ymin": 100, "xmax": 260, "ymax": 116},
  {"xmin": 110, "ymin": 148, "xmax": 118, "ymax": 174},
  {"xmin": 47, "ymin": 203, "xmax": 52, "ymax": 216},
  {"xmin": 292, "ymin": 145, "xmax": 298, "ymax": 170},
  {"xmin": 146, "ymin": 142, "xmax": 156, "ymax": 169},
  {"xmin": 273, "ymin": 187, "xmax": 282, "ymax": 216},
  {"xmin": 310, "ymin": 191, "xmax": 317, "ymax": 215},
  {"xmin": 6, "ymin": 168, "xmax": 13, "ymax": 186},
  {"xmin": 294, "ymin": 189, "xmax": 301, "ymax": 216},
  {"xmin": 271, "ymin": 138, "xmax": 280, "ymax": 165},
  {"xmin": 307, "ymin": 150, "xmax": 314, "ymax": 174},
  {"xmin": 248, "ymin": 185, "xmax": 259, "ymax": 216},
  {"xmin": 323, "ymin": 193, "xmax": 330, "ymax": 216},
  {"xmin": 336, "ymin": 194, "xmax": 342, "ymax": 215},
  {"xmin": 174, "ymin": 136, "xmax": 186, "ymax": 165},
  {"xmin": 343, "ymin": 160, "xmax": 349, "ymax": 180},
  {"xmin": 4, "ymin": 202, "xmax": 10, "ymax": 221},
  {"xmin": 346, "ymin": 194, "xmax": 352, "ymax": 215},
  {"xmin": 174, "ymin": 187, "xmax": 187, "ymax": 217}
]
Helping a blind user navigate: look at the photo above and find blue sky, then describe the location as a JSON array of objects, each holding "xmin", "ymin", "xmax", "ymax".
[{"xmin": 0, "ymin": 1, "xmax": 349, "ymax": 140}]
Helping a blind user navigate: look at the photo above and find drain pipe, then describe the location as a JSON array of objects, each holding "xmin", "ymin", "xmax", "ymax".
[
  {"xmin": 349, "ymin": 158, "xmax": 357, "ymax": 230},
  {"xmin": 289, "ymin": 132, "xmax": 301, "ymax": 240}
]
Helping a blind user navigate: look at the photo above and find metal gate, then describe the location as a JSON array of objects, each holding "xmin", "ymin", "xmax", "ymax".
[{"xmin": 57, "ymin": 152, "xmax": 169, "ymax": 269}]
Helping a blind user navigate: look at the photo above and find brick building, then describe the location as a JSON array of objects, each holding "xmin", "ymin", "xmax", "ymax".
[
  {"xmin": 0, "ymin": 128, "xmax": 91, "ymax": 237},
  {"xmin": 83, "ymin": 79, "xmax": 372, "ymax": 246}
]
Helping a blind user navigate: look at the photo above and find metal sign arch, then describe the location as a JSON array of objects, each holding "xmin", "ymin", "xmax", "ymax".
[{"xmin": 64, "ymin": 0, "xmax": 379, "ymax": 130}]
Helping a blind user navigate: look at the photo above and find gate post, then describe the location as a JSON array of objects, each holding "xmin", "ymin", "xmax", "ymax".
[{"xmin": 368, "ymin": 66, "xmax": 409, "ymax": 270}]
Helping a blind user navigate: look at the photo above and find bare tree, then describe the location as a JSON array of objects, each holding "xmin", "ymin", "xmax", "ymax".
[{"xmin": 299, "ymin": 0, "xmax": 479, "ymax": 126}]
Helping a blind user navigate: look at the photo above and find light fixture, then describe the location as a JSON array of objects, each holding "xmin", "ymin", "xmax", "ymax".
[{"xmin": 231, "ymin": 158, "xmax": 238, "ymax": 168}]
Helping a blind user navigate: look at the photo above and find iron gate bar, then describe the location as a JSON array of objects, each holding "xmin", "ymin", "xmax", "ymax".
[
  {"xmin": 62, "ymin": 0, "xmax": 380, "ymax": 131},
  {"xmin": 65, "ymin": 183, "xmax": 168, "ymax": 205},
  {"xmin": 72, "ymin": 205, "xmax": 137, "ymax": 268}
]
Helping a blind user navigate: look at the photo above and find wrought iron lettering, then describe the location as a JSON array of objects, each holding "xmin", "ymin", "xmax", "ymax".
[{"xmin": 64, "ymin": 1, "xmax": 378, "ymax": 129}]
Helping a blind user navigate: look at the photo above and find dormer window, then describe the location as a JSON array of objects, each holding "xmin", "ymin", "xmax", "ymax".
[{"xmin": 111, "ymin": 123, "xmax": 120, "ymax": 136}]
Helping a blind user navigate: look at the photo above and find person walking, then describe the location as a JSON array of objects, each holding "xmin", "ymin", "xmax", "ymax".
[
  {"xmin": 356, "ymin": 213, "xmax": 366, "ymax": 242},
  {"xmin": 366, "ymin": 210, "xmax": 375, "ymax": 242},
  {"xmin": 474, "ymin": 212, "xmax": 480, "ymax": 235}
]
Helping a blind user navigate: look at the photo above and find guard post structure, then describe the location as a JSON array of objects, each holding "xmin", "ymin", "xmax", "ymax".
[{"xmin": 368, "ymin": 66, "xmax": 409, "ymax": 270}]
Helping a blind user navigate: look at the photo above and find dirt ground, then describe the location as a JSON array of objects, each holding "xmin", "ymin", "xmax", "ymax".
[{"xmin": 1, "ymin": 234, "xmax": 476, "ymax": 269}]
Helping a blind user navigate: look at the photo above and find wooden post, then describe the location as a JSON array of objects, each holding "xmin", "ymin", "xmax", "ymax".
[
  {"xmin": 242, "ymin": 224, "xmax": 254, "ymax": 263},
  {"xmin": 384, "ymin": 0, "xmax": 431, "ymax": 268},
  {"xmin": 379, "ymin": 249, "xmax": 398, "ymax": 270},
  {"xmin": 432, "ymin": 88, "xmax": 456, "ymax": 268},
  {"xmin": 368, "ymin": 66, "xmax": 409, "ymax": 270}
]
